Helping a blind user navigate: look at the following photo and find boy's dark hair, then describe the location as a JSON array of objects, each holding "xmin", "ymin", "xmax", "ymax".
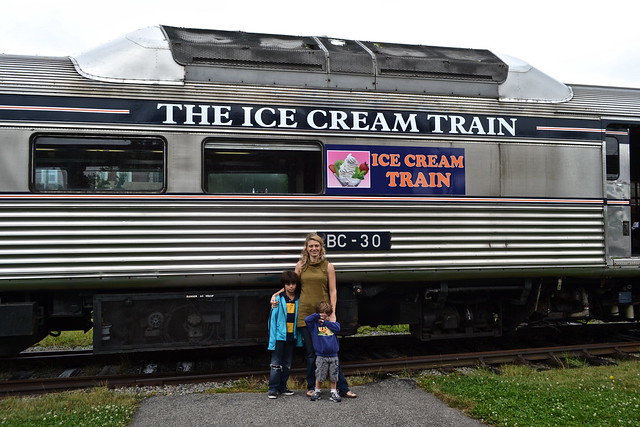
[
  {"xmin": 316, "ymin": 300, "xmax": 333, "ymax": 315},
  {"xmin": 280, "ymin": 270, "xmax": 301, "ymax": 295}
]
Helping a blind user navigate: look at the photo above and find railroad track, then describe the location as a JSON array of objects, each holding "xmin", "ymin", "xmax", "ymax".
[{"xmin": 2, "ymin": 339, "xmax": 639, "ymax": 395}]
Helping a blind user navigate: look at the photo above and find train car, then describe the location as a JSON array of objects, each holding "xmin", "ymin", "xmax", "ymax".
[{"xmin": 0, "ymin": 25, "xmax": 638, "ymax": 356}]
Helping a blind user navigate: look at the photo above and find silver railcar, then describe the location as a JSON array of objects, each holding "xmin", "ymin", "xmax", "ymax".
[{"xmin": 0, "ymin": 26, "xmax": 638, "ymax": 355}]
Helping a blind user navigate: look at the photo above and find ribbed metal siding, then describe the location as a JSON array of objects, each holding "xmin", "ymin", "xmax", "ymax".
[
  {"xmin": 0, "ymin": 199, "xmax": 605, "ymax": 287},
  {"xmin": 1, "ymin": 55, "xmax": 639, "ymax": 120}
]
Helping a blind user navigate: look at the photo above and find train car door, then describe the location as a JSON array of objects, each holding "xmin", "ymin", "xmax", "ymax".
[
  {"xmin": 605, "ymin": 126, "xmax": 631, "ymax": 260},
  {"xmin": 628, "ymin": 126, "xmax": 640, "ymax": 256}
]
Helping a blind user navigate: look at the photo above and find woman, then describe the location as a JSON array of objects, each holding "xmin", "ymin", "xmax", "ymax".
[{"xmin": 272, "ymin": 233, "xmax": 357, "ymax": 398}]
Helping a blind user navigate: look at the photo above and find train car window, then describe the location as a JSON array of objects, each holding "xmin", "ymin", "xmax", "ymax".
[
  {"xmin": 32, "ymin": 136, "xmax": 165, "ymax": 192},
  {"xmin": 606, "ymin": 136, "xmax": 620, "ymax": 181},
  {"xmin": 203, "ymin": 140, "xmax": 322, "ymax": 194}
]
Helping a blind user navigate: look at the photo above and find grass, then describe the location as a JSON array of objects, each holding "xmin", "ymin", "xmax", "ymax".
[
  {"xmin": 0, "ymin": 387, "xmax": 143, "ymax": 427},
  {"xmin": 417, "ymin": 359, "xmax": 640, "ymax": 426},
  {"xmin": 355, "ymin": 324, "xmax": 410, "ymax": 335},
  {"xmin": 36, "ymin": 330, "xmax": 93, "ymax": 348}
]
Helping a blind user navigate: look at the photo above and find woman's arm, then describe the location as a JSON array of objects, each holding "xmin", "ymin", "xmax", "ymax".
[
  {"xmin": 272, "ymin": 261, "xmax": 302, "ymax": 305},
  {"xmin": 270, "ymin": 289, "xmax": 284, "ymax": 306},
  {"xmin": 327, "ymin": 261, "xmax": 337, "ymax": 322}
]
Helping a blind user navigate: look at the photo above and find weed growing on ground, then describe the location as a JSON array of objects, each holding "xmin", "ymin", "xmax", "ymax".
[
  {"xmin": 206, "ymin": 376, "xmax": 266, "ymax": 393},
  {"xmin": 205, "ymin": 372, "xmax": 379, "ymax": 395}
]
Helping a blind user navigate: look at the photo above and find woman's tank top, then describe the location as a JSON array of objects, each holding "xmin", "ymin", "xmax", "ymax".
[{"xmin": 297, "ymin": 260, "xmax": 328, "ymax": 327}]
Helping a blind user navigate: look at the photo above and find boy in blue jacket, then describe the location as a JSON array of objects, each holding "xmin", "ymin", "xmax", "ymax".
[
  {"xmin": 304, "ymin": 301, "xmax": 341, "ymax": 402},
  {"xmin": 267, "ymin": 270, "xmax": 303, "ymax": 399}
]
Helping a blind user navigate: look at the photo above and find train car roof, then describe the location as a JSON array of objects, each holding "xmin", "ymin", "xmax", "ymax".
[{"xmin": 70, "ymin": 25, "xmax": 571, "ymax": 103}]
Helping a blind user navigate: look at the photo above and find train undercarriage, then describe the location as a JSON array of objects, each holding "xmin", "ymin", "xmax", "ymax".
[
  {"xmin": 353, "ymin": 277, "xmax": 639, "ymax": 342},
  {"xmin": 1, "ymin": 276, "xmax": 638, "ymax": 357}
]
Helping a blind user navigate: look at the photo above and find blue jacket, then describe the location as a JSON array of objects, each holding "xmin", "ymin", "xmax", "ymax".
[
  {"xmin": 304, "ymin": 313, "xmax": 340, "ymax": 357},
  {"xmin": 268, "ymin": 292, "xmax": 303, "ymax": 350}
]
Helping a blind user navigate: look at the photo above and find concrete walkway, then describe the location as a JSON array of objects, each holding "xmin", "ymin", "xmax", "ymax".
[{"xmin": 130, "ymin": 377, "xmax": 487, "ymax": 426}]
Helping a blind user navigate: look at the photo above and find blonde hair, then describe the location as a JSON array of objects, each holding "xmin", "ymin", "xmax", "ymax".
[{"xmin": 299, "ymin": 233, "xmax": 326, "ymax": 272}]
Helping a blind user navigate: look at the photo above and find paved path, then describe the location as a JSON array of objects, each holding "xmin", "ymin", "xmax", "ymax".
[{"xmin": 130, "ymin": 378, "xmax": 486, "ymax": 426}]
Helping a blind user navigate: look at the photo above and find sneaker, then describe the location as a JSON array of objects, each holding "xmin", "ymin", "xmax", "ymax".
[
  {"xmin": 281, "ymin": 389, "xmax": 294, "ymax": 396},
  {"xmin": 306, "ymin": 389, "xmax": 314, "ymax": 397},
  {"xmin": 310, "ymin": 390, "xmax": 321, "ymax": 401},
  {"xmin": 330, "ymin": 391, "xmax": 342, "ymax": 402},
  {"xmin": 268, "ymin": 390, "xmax": 278, "ymax": 399}
]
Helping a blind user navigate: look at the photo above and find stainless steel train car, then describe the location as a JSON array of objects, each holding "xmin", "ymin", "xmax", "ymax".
[{"xmin": 1, "ymin": 25, "xmax": 639, "ymax": 355}]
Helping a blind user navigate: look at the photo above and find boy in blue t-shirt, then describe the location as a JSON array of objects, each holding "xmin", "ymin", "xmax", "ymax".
[
  {"xmin": 267, "ymin": 270, "xmax": 303, "ymax": 398},
  {"xmin": 304, "ymin": 301, "xmax": 341, "ymax": 402}
]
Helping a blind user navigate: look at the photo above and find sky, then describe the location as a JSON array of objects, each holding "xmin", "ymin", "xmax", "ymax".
[{"xmin": 1, "ymin": 0, "xmax": 640, "ymax": 88}]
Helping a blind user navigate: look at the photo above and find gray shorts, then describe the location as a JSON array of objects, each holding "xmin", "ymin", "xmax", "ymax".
[{"xmin": 315, "ymin": 356, "xmax": 339, "ymax": 383}]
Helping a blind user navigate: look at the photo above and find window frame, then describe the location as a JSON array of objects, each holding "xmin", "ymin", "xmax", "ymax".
[
  {"xmin": 30, "ymin": 134, "xmax": 167, "ymax": 193},
  {"xmin": 605, "ymin": 135, "xmax": 620, "ymax": 181},
  {"xmin": 202, "ymin": 138, "xmax": 323, "ymax": 195}
]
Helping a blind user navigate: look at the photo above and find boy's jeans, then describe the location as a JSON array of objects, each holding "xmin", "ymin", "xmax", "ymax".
[{"xmin": 268, "ymin": 340, "xmax": 295, "ymax": 392}]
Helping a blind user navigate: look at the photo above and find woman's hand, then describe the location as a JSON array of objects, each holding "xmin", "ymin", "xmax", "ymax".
[{"xmin": 270, "ymin": 290, "xmax": 282, "ymax": 307}]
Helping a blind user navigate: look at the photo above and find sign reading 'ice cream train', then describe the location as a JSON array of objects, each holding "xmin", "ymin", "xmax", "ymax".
[
  {"xmin": 326, "ymin": 145, "xmax": 465, "ymax": 196},
  {"xmin": 1, "ymin": 95, "xmax": 604, "ymax": 142}
]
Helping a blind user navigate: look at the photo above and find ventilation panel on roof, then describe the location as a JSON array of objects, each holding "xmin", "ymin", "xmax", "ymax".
[{"xmin": 69, "ymin": 25, "xmax": 572, "ymax": 102}]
